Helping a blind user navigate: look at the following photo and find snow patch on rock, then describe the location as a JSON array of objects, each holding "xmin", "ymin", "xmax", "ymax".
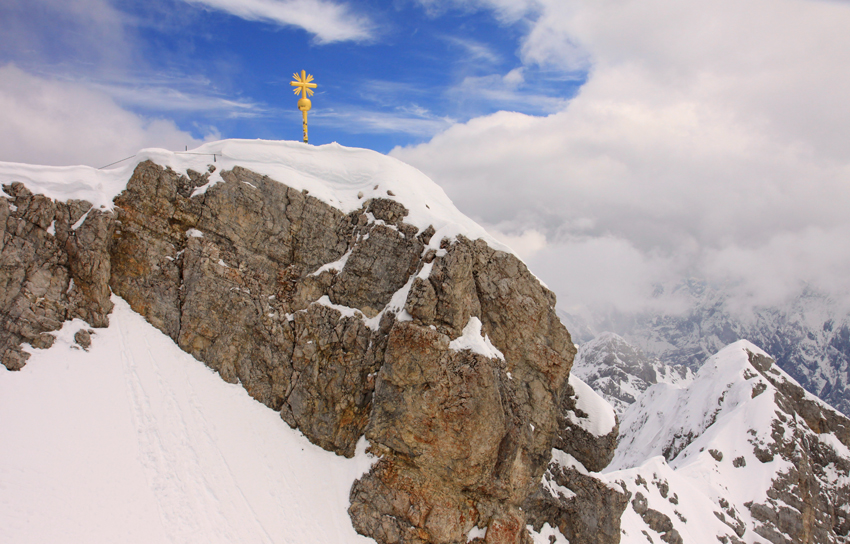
[{"xmin": 449, "ymin": 317, "xmax": 505, "ymax": 360}]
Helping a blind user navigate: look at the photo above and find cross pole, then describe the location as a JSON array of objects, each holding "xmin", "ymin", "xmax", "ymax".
[{"xmin": 290, "ymin": 70, "xmax": 317, "ymax": 143}]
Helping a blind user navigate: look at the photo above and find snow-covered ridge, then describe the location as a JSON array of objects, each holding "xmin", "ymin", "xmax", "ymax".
[
  {"xmin": 611, "ymin": 340, "xmax": 779, "ymax": 471},
  {"xmin": 0, "ymin": 139, "xmax": 511, "ymax": 254},
  {"xmin": 567, "ymin": 374, "xmax": 617, "ymax": 437},
  {"xmin": 602, "ymin": 339, "xmax": 850, "ymax": 543}
]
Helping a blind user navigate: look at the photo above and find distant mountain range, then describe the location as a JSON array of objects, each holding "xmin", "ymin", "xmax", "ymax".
[
  {"xmin": 570, "ymin": 331, "xmax": 694, "ymax": 414},
  {"xmin": 562, "ymin": 281, "xmax": 850, "ymax": 416}
]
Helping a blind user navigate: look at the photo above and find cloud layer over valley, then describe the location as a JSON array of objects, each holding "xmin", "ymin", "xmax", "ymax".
[{"xmin": 393, "ymin": 0, "xmax": 850, "ymax": 317}]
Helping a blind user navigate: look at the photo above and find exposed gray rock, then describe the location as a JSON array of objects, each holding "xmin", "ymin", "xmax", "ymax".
[
  {"xmin": 330, "ymin": 224, "xmax": 422, "ymax": 317},
  {"xmin": 743, "ymin": 350, "xmax": 850, "ymax": 544},
  {"xmin": 74, "ymin": 329, "xmax": 92, "ymax": 350},
  {"xmin": 110, "ymin": 161, "xmax": 375, "ymax": 456},
  {"xmin": 1, "ymin": 182, "xmax": 113, "ymax": 370},
  {"xmin": 555, "ymin": 380, "xmax": 619, "ymax": 472},
  {"xmin": 524, "ymin": 460, "xmax": 628, "ymax": 544}
]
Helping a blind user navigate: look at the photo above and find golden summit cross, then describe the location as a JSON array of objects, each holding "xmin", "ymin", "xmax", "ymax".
[{"xmin": 290, "ymin": 70, "xmax": 317, "ymax": 143}]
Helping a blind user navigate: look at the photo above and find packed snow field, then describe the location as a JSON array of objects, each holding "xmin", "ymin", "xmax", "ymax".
[{"xmin": 0, "ymin": 297, "xmax": 377, "ymax": 544}]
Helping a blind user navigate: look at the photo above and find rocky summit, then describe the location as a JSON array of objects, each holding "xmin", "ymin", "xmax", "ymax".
[
  {"xmin": 4, "ymin": 140, "xmax": 849, "ymax": 544},
  {"xmin": 0, "ymin": 140, "xmax": 626, "ymax": 544}
]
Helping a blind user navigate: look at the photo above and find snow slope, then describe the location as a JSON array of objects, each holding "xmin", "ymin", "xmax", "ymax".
[{"xmin": 0, "ymin": 296, "xmax": 377, "ymax": 544}]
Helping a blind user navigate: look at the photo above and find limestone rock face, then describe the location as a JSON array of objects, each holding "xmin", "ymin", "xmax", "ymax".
[
  {"xmin": 346, "ymin": 231, "xmax": 606, "ymax": 544},
  {"xmin": 2, "ymin": 159, "xmax": 624, "ymax": 544},
  {"xmin": 110, "ymin": 161, "xmax": 377, "ymax": 456},
  {"xmin": 524, "ymin": 459, "xmax": 629, "ymax": 544},
  {"xmin": 522, "ymin": 378, "xmax": 625, "ymax": 544},
  {"xmin": 1, "ymin": 182, "xmax": 113, "ymax": 370},
  {"xmin": 744, "ymin": 351, "xmax": 850, "ymax": 544},
  {"xmin": 555, "ymin": 381, "xmax": 619, "ymax": 473}
]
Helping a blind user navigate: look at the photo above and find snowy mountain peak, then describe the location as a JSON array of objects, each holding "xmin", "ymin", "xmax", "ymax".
[
  {"xmin": 572, "ymin": 331, "xmax": 694, "ymax": 414},
  {"xmin": 606, "ymin": 339, "xmax": 850, "ymax": 544},
  {"xmin": 612, "ymin": 340, "xmax": 779, "ymax": 470},
  {"xmin": 0, "ymin": 138, "xmax": 510, "ymax": 253}
]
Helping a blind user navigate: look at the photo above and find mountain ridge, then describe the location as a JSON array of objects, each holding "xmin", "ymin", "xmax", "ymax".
[
  {"xmin": 0, "ymin": 140, "xmax": 625, "ymax": 544},
  {"xmin": 562, "ymin": 282, "xmax": 850, "ymax": 417},
  {"xmin": 3, "ymin": 140, "xmax": 849, "ymax": 544},
  {"xmin": 602, "ymin": 340, "xmax": 850, "ymax": 544}
]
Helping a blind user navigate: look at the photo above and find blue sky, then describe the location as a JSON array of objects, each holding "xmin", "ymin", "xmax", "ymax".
[
  {"xmin": 1, "ymin": 0, "xmax": 583, "ymax": 154},
  {"xmin": 4, "ymin": 0, "xmax": 850, "ymax": 316}
]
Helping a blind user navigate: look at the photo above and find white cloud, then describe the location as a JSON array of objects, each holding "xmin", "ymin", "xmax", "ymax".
[
  {"xmin": 0, "ymin": 65, "xmax": 207, "ymax": 167},
  {"xmin": 701, "ymin": 225, "xmax": 850, "ymax": 313},
  {"xmin": 483, "ymin": 225, "xmax": 547, "ymax": 260},
  {"xmin": 394, "ymin": 0, "xmax": 850, "ymax": 314},
  {"xmin": 441, "ymin": 35, "xmax": 503, "ymax": 65},
  {"xmin": 0, "ymin": 0, "xmax": 131, "ymax": 69},
  {"xmin": 416, "ymin": 0, "xmax": 535, "ymax": 22},
  {"xmin": 502, "ymin": 67, "xmax": 524, "ymax": 86},
  {"xmin": 317, "ymin": 107, "xmax": 456, "ymax": 137},
  {"xmin": 523, "ymin": 235, "xmax": 689, "ymax": 316},
  {"xmin": 446, "ymin": 72, "xmax": 568, "ymax": 114},
  {"xmin": 181, "ymin": 0, "xmax": 374, "ymax": 43},
  {"xmin": 85, "ymin": 77, "xmax": 263, "ymax": 117}
]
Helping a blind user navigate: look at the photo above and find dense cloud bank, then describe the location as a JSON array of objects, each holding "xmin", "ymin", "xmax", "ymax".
[{"xmin": 393, "ymin": 0, "xmax": 850, "ymax": 317}]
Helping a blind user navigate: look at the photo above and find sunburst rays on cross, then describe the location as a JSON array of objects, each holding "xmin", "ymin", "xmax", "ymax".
[{"xmin": 291, "ymin": 70, "xmax": 316, "ymax": 99}]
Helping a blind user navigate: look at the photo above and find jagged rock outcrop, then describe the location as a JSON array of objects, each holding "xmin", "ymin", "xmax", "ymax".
[
  {"xmin": 109, "ymin": 161, "xmax": 442, "ymax": 456},
  {"xmin": 743, "ymin": 351, "xmax": 850, "ymax": 544},
  {"xmin": 524, "ymin": 451, "xmax": 629, "ymax": 544},
  {"xmin": 1, "ymin": 182, "xmax": 113, "ymax": 370},
  {"xmin": 520, "ymin": 377, "xmax": 624, "ymax": 544},
  {"xmin": 1, "ymin": 154, "xmax": 625, "ymax": 544}
]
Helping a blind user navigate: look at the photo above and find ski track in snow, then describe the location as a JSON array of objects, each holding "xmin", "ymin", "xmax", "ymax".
[
  {"xmin": 0, "ymin": 297, "xmax": 377, "ymax": 544},
  {"xmin": 117, "ymin": 313, "xmax": 260, "ymax": 544}
]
